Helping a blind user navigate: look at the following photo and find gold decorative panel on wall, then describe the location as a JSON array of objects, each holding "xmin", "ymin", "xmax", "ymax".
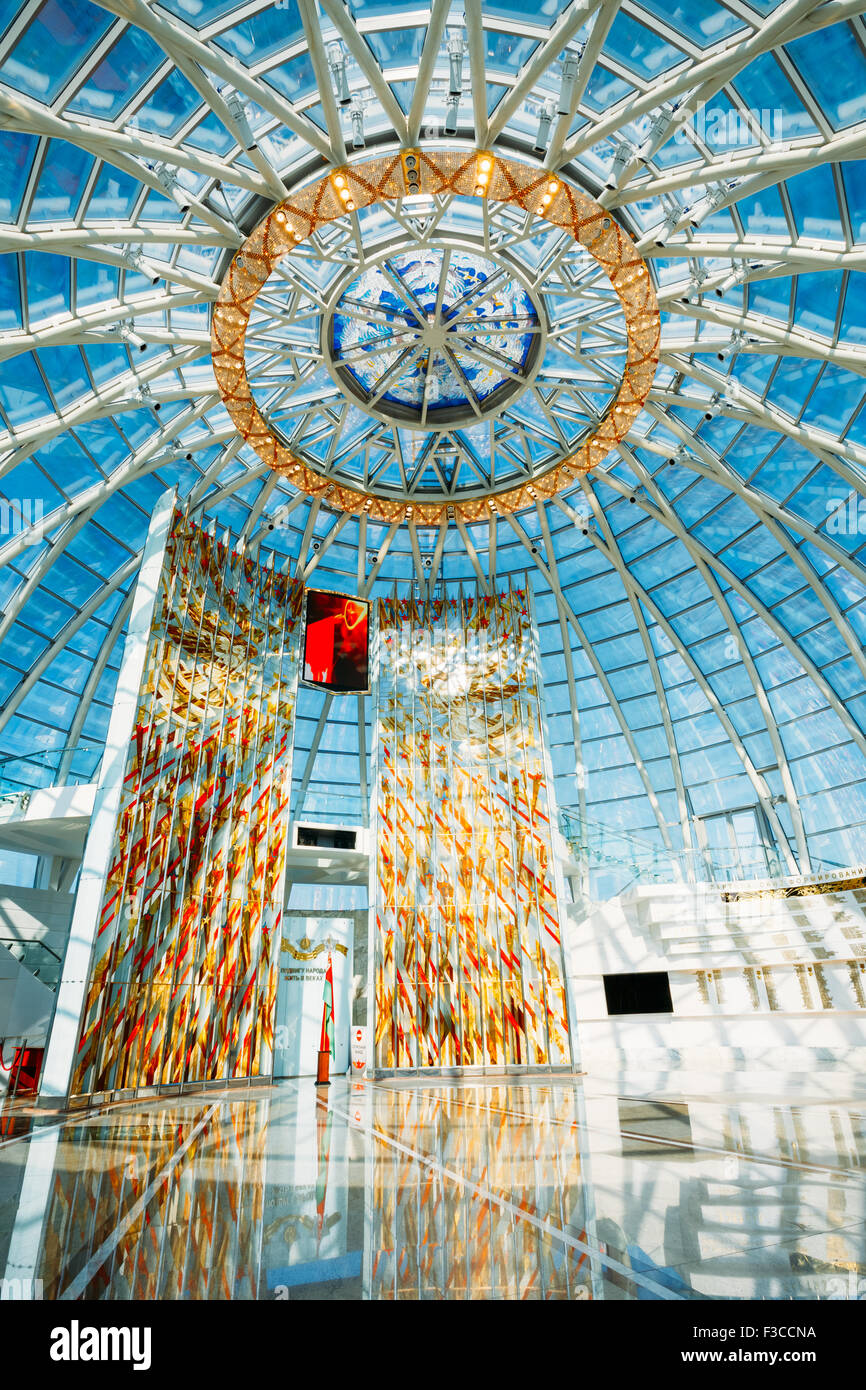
[
  {"xmin": 71, "ymin": 514, "xmax": 304, "ymax": 1096},
  {"xmin": 372, "ymin": 590, "xmax": 572, "ymax": 1071}
]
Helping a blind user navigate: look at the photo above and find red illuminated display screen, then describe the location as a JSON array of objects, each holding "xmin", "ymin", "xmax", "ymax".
[{"xmin": 302, "ymin": 590, "xmax": 370, "ymax": 692}]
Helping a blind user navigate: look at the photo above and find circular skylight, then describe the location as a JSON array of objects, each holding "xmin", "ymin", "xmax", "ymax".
[{"xmin": 328, "ymin": 246, "xmax": 539, "ymax": 426}]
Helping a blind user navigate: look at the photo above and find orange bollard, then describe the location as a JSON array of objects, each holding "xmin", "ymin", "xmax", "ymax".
[{"xmin": 316, "ymin": 1049, "xmax": 330, "ymax": 1085}]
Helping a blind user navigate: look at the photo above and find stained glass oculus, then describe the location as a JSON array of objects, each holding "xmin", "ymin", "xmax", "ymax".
[{"xmin": 328, "ymin": 248, "xmax": 539, "ymax": 428}]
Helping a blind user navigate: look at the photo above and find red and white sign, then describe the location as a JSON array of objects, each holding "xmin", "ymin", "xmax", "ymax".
[{"xmin": 351, "ymin": 1026, "xmax": 368, "ymax": 1074}]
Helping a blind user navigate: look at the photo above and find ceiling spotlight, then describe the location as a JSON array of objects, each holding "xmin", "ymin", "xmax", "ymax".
[
  {"xmin": 717, "ymin": 330, "xmax": 746, "ymax": 363},
  {"xmin": 605, "ymin": 140, "xmax": 635, "ymax": 191},
  {"xmin": 151, "ymin": 163, "xmax": 190, "ymax": 214},
  {"xmin": 681, "ymin": 265, "xmax": 709, "ymax": 303},
  {"xmin": 120, "ymin": 324, "xmax": 147, "ymax": 352},
  {"xmin": 637, "ymin": 102, "xmax": 678, "ymax": 160},
  {"xmin": 446, "ymin": 28, "xmax": 464, "ymax": 96},
  {"xmin": 224, "ymin": 90, "xmax": 256, "ymax": 151},
  {"xmin": 687, "ymin": 182, "xmax": 728, "ymax": 229},
  {"xmin": 704, "ymin": 394, "xmax": 722, "ymax": 421},
  {"xmin": 349, "ymin": 97, "xmax": 366, "ymax": 149},
  {"xmin": 534, "ymin": 100, "xmax": 555, "ymax": 154},
  {"xmin": 328, "ymin": 42, "xmax": 351, "ymax": 107},
  {"xmin": 715, "ymin": 260, "xmax": 753, "ymax": 296},
  {"xmin": 444, "ymin": 91, "xmax": 460, "ymax": 136},
  {"xmin": 556, "ymin": 47, "xmax": 582, "ymax": 118},
  {"xmin": 122, "ymin": 248, "xmax": 159, "ymax": 285}
]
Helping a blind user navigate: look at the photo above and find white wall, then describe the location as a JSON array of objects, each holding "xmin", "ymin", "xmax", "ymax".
[{"xmin": 566, "ymin": 881, "xmax": 866, "ymax": 1071}]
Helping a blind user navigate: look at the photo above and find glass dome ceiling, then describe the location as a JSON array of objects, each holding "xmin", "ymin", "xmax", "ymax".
[{"xmin": 2, "ymin": 0, "xmax": 866, "ymax": 878}]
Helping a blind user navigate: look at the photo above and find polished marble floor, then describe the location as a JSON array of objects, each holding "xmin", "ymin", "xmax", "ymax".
[{"xmin": 1, "ymin": 1069, "xmax": 864, "ymax": 1300}]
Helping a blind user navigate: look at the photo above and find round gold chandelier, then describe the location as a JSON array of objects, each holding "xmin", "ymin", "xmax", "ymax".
[{"xmin": 212, "ymin": 148, "xmax": 660, "ymax": 526}]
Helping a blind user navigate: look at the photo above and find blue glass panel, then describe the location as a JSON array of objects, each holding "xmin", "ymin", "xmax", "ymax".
[
  {"xmin": 633, "ymin": 0, "xmax": 744, "ymax": 47},
  {"xmin": 213, "ymin": 3, "xmax": 304, "ymax": 63},
  {"xmin": 29, "ymin": 142, "xmax": 94, "ymax": 223},
  {"xmin": 17, "ymin": 682, "xmax": 80, "ymax": 728},
  {"xmin": 138, "ymin": 190, "xmax": 184, "ymax": 222},
  {"xmin": 735, "ymin": 183, "xmax": 788, "ymax": 237},
  {"xmin": 0, "ymin": 132, "xmax": 38, "ymax": 224},
  {"xmin": 184, "ymin": 110, "xmax": 235, "ymax": 156},
  {"xmin": 86, "ymin": 165, "xmax": 139, "ymax": 220},
  {"xmin": 264, "ymin": 51, "xmax": 317, "ymax": 103},
  {"xmin": 24, "ymin": 251, "xmax": 70, "ymax": 322},
  {"xmin": 0, "ymin": 0, "xmax": 111, "ymax": 102},
  {"xmin": 68, "ymin": 25, "xmax": 164, "ymax": 120},
  {"xmin": 843, "ymin": 163, "xmax": 866, "ymax": 244},
  {"xmin": 484, "ymin": 31, "xmax": 538, "ymax": 74},
  {"xmin": 0, "ymin": 353, "xmax": 53, "ymax": 427},
  {"xmin": 83, "ymin": 342, "xmax": 128, "ymax": 387},
  {"xmin": 41, "ymin": 553, "xmax": 100, "ymax": 608},
  {"xmin": 791, "ymin": 272, "xmax": 843, "ymax": 346},
  {"xmin": 36, "ymin": 346, "xmax": 90, "ymax": 410},
  {"xmin": 129, "ymin": 68, "xmax": 201, "ymax": 137},
  {"xmin": 0, "ymin": 625, "xmax": 49, "ymax": 672},
  {"xmin": 602, "ymin": 11, "xmax": 685, "ymax": 78},
  {"xmin": 764, "ymin": 358, "xmax": 823, "ymax": 418},
  {"xmin": 748, "ymin": 272, "xmax": 791, "ymax": 321},
  {"xmin": 697, "ymin": 92, "xmax": 761, "ymax": 154},
  {"xmin": 66, "ymin": 525, "xmax": 133, "ymax": 577},
  {"xmin": 787, "ymin": 166, "xmax": 843, "ymax": 241},
  {"xmin": 731, "ymin": 52, "xmax": 818, "ymax": 139},
  {"xmin": 0, "ymin": 254, "xmax": 21, "ymax": 332},
  {"xmin": 839, "ymin": 273, "xmax": 866, "ymax": 345},
  {"xmin": 583, "ymin": 65, "xmax": 634, "ymax": 113},
  {"xmin": 801, "ymin": 365, "xmax": 865, "ymax": 433},
  {"xmin": 786, "ymin": 24, "xmax": 866, "ymax": 130},
  {"xmin": 729, "ymin": 353, "xmax": 777, "ymax": 397},
  {"xmin": 0, "ymin": 457, "xmax": 63, "ymax": 517},
  {"xmin": 93, "ymin": 493, "xmax": 150, "ymax": 548},
  {"xmin": 485, "ymin": 0, "xmax": 571, "ymax": 22},
  {"xmin": 39, "ymin": 650, "xmax": 91, "ymax": 696},
  {"xmin": 158, "ymin": 0, "xmax": 243, "ymax": 24},
  {"xmin": 34, "ymin": 434, "xmax": 104, "ymax": 496},
  {"xmin": 366, "ymin": 26, "xmax": 425, "ymax": 66},
  {"xmin": 25, "ymin": 588, "xmax": 76, "ymax": 638},
  {"xmin": 76, "ymin": 259, "xmax": 119, "ymax": 310}
]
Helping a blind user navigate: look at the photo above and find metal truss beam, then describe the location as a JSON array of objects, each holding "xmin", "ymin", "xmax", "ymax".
[
  {"xmin": 649, "ymin": 242, "xmax": 866, "ymax": 275},
  {"xmin": 587, "ymin": 457, "xmax": 866, "ymax": 766},
  {"xmin": 558, "ymin": 0, "xmax": 863, "ymax": 165},
  {"xmin": 464, "ymin": 0, "xmax": 489, "ymax": 148},
  {"xmin": 0, "ymin": 289, "xmax": 208, "ymax": 362},
  {"xmin": 488, "ymin": 0, "xmax": 603, "ymax": 143},
  {"xmin": 652, "ymin": 361, "xmax": 866, "ymax": 488},
  {"xmin": 316, "ymin": 0, "xmax": 408, "ymax": 144},
  {"xmin": 58, "ymin": 590, "xmax": 135, "ymax": 786},
  {"xmin": 660, "ymin": 303, "xmax": 866, "ymax": 377},
  {"xmin": 640, "ymin": 401, "xmax": 866, "ymax": 637},
  {"xmin": 502, "ymin": 510, "xmax": 675, "ymax": 849},
  {"xmin": 619, "ymin": 126, "xmax": 865, "ymax": 212},
  {"xmin": 0, "ymin": 347, "xmax": 212, "ymax": 473},
  {"xmin": 546, "ymin": 0, "xmax": 621, "ymax": 170},
  {"xmin": 569, "ymin": 484, "xmax": 694, "ymax": 859},
  {"xmin": 408, "ymin": 0, "xmax": 451, "ymax": 146},
  {"xmin": 91, "ymin": 0, "xmax": 332, "ymax": 160},
  {"xmin": 616, "ymin": 443, "xmax": 811, "ymax": 867},
  {"xmin": 566, "ymin": 494, "xmax": 801, "ymax": 872}
]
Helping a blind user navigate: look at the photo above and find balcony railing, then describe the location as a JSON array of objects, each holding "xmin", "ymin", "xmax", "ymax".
[
  {"xmin": 0, "ymin": 743, "xmax": 103, "ymax": 799},
  {"xmin": 558, "ymin": 809, "xmax": 843, "ymax": 900}
]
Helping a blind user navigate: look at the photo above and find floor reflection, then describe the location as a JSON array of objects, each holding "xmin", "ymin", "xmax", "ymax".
[{"xmin": 0, "ymin": 1073, "xmax": 864, "ymax": 1300}]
